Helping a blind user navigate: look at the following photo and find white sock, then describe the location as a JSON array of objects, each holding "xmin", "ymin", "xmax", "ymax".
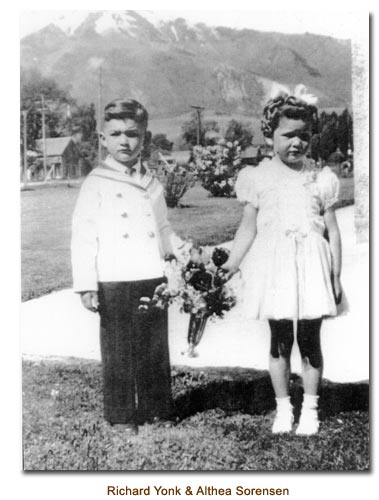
[
  {"xmin": 302, "ymin": 394, "xmax": 319, "ymax": 410},
  {"xmin": 276, "ymin": 396, "xmax": 293, "ymax": 412},
  {"xmin": 296, "ymin": 394, "xmax": 319, "ymax": 435},
  {"xmin": 272, "ymin": 397, "xmax": 293, "ymax": 434}
]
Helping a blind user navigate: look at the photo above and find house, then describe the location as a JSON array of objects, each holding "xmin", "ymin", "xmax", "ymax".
[
  {"xmin": 36, "ymin": 132, "xmax": 82, "ymax": 179},
  {"xmin": 169, "ymin": 150, "xmax": 192, "ymax": 165},
  {"xmin": 241, "ymin": 145, "xmax": 262, "ymax": 166},
  {"xmin": 149, "ymin": 150, "xmax": 192, "ymax": 175}
]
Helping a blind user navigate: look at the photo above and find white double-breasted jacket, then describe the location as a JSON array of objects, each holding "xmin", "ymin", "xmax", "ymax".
[{"xmin": 71, "ymin": 156, "xmax": 176, "ymax": 292}]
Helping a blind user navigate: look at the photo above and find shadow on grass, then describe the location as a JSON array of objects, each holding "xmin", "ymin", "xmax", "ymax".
[{"xmin": 172, "ymin": 366, "xmax": 369, "ymax": 423}]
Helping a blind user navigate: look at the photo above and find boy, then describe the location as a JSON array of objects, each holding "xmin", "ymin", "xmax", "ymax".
[{"xmin": 71, "ymin": 99, "xmax": 177, "ymax": 434}]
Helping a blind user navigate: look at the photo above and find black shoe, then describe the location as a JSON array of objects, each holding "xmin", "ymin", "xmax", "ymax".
[{"xmin": 111, "ymin": 423, "xmax": 139, "ymax": 435}]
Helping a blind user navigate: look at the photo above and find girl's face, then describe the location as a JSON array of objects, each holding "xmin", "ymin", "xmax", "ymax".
[
  {"xmin": 100, "ymin": 118, "xmax": 146, "ymax": 166},
  {"xmin": 272, "ymin": 116, "xmax": 311, "ymax": 169}
]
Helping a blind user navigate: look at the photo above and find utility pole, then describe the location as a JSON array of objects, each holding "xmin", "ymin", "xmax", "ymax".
[
  {"xmin": 98, "ymin": 65, "xmax": 103, "ymax": 161},
  {"xmin": 22, "ymin": 110, "xmax": 28, "ymax": 185},
  {"xmin": 190, "ymin": 105, "xmax": 205, "ymax": 145}
]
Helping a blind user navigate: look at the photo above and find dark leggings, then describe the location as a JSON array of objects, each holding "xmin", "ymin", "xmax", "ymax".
[{"xmin": 269, "ymin": 318, "xmax": 323, "ymax": 369}]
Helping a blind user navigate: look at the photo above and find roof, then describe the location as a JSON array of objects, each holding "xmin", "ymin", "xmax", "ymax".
[
  {"xmin": 159, "ymin": 151, "xmax": 192, "ymax": 164},
  {"xmin": 241, "ymin": 145, "xmax": 261, "ymax": 159},
  {"xmin": 36, "ymin": 137, "xmax": 72, "ymax": 157},
  {"xmin": 170, "ymin": 151, "xmax": 192, "ymax": 164}
]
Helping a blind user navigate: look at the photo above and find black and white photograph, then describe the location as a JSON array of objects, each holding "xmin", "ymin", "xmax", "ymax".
[{"xmin": 16, "ymin": 4, "xmax": 370, "ymax": 478}]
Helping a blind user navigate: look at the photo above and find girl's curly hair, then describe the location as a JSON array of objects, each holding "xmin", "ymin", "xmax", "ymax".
[{"xmin": 261, "ymin": 95, "xmax": 319, "ymax": 139}]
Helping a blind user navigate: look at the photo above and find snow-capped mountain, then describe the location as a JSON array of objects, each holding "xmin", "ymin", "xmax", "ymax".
[{"xmin": 20, "ymin": 10, "xmax": 352, "ymax": 117}]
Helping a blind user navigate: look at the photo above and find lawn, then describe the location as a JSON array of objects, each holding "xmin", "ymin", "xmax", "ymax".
[
  {"xmin": 22, "ymin": 360, "xmax": 369, "ymax": 471},
  {"xmin": 21, "ymin": 183, "xmax": 244, "ymax": 300},
  {"xmin": 21, "ymin": 177, "xmax": 354, "ymax": 301}
]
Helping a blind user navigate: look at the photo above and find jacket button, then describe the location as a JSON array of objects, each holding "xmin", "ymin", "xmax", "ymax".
[
  {"xmin": 143, "ymin": 194, "xmax": 150, "ymax": 199},
  {"xmin": 148, "ymin": 231, "xmax": 155, "ymax": 238},
  {"xmin": 121, "ymin": 212, "xmax": 128, "ymax": 218},
  {"xmin": 116, "ymin": 193, "xmax": 123, "ymax": 198},
  {"xmin": 122, "ymin": 233, "xmax": 129, "ymax": 238},
  {"xmin": 146, "ymin": 213, "xmax": 152, "ymax": 217}
]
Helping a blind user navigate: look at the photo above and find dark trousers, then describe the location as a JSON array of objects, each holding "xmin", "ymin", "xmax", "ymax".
[{"xmin": 97, "ymin": 279, "xmax": 174, "ymax": 425}]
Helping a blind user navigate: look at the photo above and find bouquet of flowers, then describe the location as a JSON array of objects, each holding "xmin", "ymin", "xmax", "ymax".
[{"xmin": 139, "ymin": 242, "xmax": 238, "ymax": 357}]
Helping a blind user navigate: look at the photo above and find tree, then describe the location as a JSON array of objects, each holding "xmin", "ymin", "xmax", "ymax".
[
  {"xmin": 181, "ymin": 113, "xmax": 220, "ymax": 146},
  {"xmin": 337, "ymin": 108, "xmax": 353, "ymax": 156},
  {"xmin": 70, "ymin": 103, "xmax": 98, "ymax": 166},
  {"xmin": 151, "ymin": 133, "xmax": 173, "ymax": 152},
  {"xmin": 319, "ymin": 119, "xmax": 339, "ymax": 162},
  {"xmin": 20, "ymin": 68, "xmax": 72, "ymax": 148},
  {"xmin": 309, "ymin": 134, "xmax": 320, "ymax": 162},
  {"xmin": 224, "ymin": 119, "xmax": 254, "ymax": 150},
  {"xmin": 20, "ymin": 69, "xmax": 100, "ymax": 171}
]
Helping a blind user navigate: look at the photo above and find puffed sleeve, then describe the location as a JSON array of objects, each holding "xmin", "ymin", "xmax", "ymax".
[
  {"xmin": 317, "ymin": 166, "xmax": 340, "ymax": 210},
  {"xmin": 235, "ymin": 166, "xmax": 259, "ymax": 208}
]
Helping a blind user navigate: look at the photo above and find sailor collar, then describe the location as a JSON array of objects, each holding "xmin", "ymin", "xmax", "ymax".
[{"xmin": 91, "ymin": 156, "xmax": 154, "ymax": 191}]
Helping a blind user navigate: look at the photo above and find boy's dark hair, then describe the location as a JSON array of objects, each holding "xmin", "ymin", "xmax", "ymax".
[
  {"xmin": 104, "ymin": 99, "xmax": 148, "ymax": 128},
  {"xmin": 261, "ymin": 96, "xmax": 318, "ymax": 139}
]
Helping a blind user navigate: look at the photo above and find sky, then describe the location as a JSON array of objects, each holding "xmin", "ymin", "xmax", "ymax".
[{"xmin": 20, "ymin": 9, "xmax": 362, "ymax": 40}]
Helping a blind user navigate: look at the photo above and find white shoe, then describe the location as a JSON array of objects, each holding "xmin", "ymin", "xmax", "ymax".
[
  {"xmin": 296, "ymin": 410, "xmax": 319, "ymax": 435},
  {"xmin": 272, "ymin": 409, "xmax": 294, "ymax": 434}
]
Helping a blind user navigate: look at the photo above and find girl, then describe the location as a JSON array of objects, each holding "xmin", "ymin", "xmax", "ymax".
[{"xmin": 223, "ymin": 85, "xmax": 342, "ymax": 435}]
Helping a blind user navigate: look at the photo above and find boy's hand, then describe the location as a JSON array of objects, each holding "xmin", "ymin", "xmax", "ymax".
[
  {"xmin": 332, "ymin": 275, "xmax": 342, "ymax": 305},
  {"xmin": 80, "ymin": 291, "xmax": 99, "ymax": 312},
  {"xmin": 164, "ymin": 253, "xmax": 177, "ymax": 263}
]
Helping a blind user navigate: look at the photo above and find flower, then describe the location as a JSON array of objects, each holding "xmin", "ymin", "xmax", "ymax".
[
  {"xmin": 143, "ymin": 241, "xmax": 237, "ymax": 320},
  {"xmin": 211, "ymin": 247, "xmax": 229, "ymax": 267}
]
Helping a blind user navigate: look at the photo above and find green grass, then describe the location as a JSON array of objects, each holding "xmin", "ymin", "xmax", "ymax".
[
  {"xmin": 21, "ymin": 177, "xmax": 354, "ymax": 301},
  {"xmin": 22, "ymin": 360, "xmax": 369, "ymax": 471}
]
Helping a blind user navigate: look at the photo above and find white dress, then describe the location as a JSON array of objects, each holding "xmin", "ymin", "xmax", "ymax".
[{"xmin": 235, "ymin": 157, "xmax": 340, "ymax": 321}]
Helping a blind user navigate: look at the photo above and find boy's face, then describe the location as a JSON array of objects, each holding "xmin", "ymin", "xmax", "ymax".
[
  {"xmin": 272, "ymin": 117, "xmax": 311, "ymax": 169},
  {"xmin": 100, "ymin": 118, "xmax": 146, "ymax": 166}
]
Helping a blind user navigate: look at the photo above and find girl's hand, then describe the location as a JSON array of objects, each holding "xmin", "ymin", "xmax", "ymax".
[
  {"xmin": 221, "ymin": 260, "xmax": 240, "ymax": 281},
  {"xmin": 332, "ymin": 275, "xmax": 342, "ymax": 305},
  {"xmin": 80, "ymin": 291, "xmax": 99, "ymax": 312}
]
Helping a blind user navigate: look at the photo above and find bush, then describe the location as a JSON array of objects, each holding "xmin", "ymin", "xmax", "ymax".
[
  {"xmin": 191, "ymin": 140, "xmax": 242, "ymax": 197},
  {"xmin": 224, "ymin": 119, "xmax": 254, "ymax": 150},
  {"xmin": 151, "ymin": 133, "xmax": 173, "ymax": 152},
  {"xmin": 158, "ymin": 163, "xmax": 197, "ymax": 208}
]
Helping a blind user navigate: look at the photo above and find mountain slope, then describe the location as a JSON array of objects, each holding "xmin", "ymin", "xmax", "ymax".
[{"xmin": 20, "ymin": 11, "xmax": 352, "ymax": 117}]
